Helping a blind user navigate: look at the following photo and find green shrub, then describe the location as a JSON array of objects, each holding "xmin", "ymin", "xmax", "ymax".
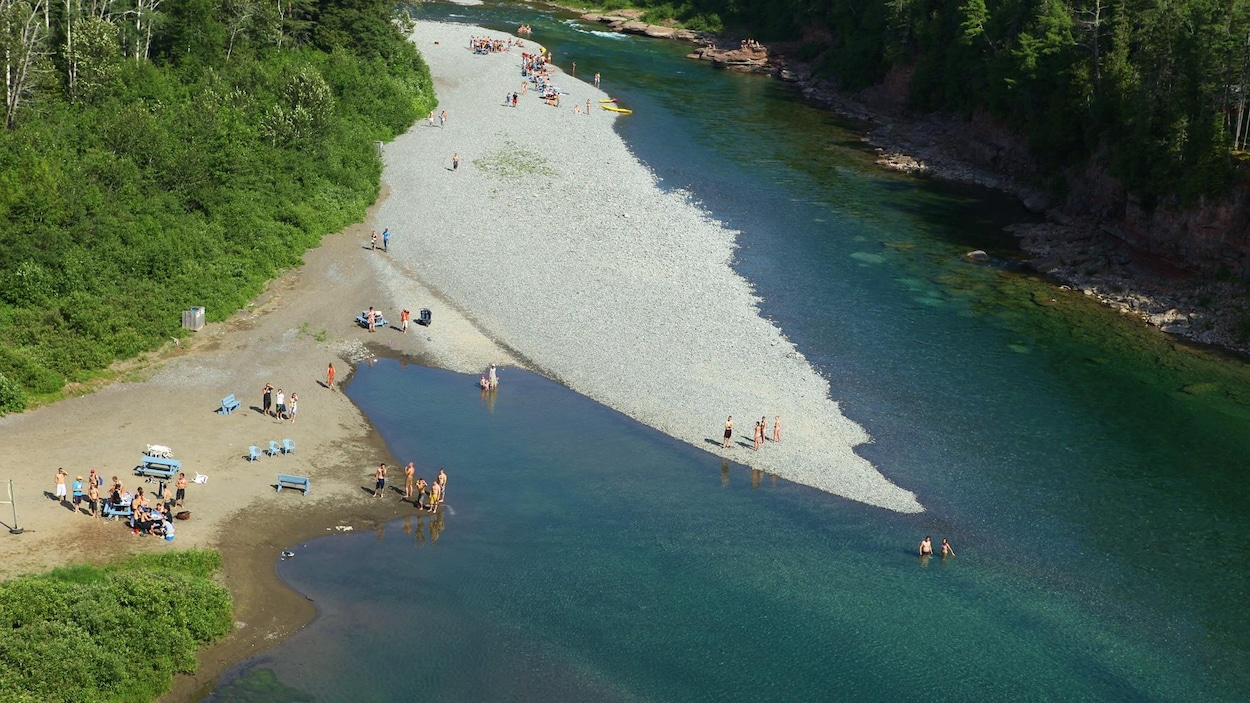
[
  {"xmin": 0, "ymin": 372, "xmax": 24, "ymax": 415},
  {"xmin": 0, "ymin": 550, "xmax": 232, "ymax": 703},
  {"xmin": 0, "ymin": 2, "xmax": 436, "ymax": 405}
]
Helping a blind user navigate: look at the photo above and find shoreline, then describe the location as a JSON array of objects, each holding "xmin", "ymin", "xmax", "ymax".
[
  {"xmin": 380, "ymin": 22, "xmax": 923, "ymax": 513},
  {"xmin": 0, "ymin": 180, "xmax": 517, "ymax": 700},
  {"xmin": 552, "ymin": 8, "xmax": 1250, "ymax": 360}
]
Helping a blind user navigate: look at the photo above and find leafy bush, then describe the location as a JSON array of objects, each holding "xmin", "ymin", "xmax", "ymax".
[
  {"xmin": 0, "ymin": 550, "xmax": 232, "ymax": 703},
  {"xmin": 0, "ymin": 1, "xmax": 435, "ymax": 413},
  {"xmin": 0, "ymin": 372, "xmax": 24, "ymax": 414}
]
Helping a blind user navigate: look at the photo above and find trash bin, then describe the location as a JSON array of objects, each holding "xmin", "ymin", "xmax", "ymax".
[
  {"xmin": 182, "ymin": 306, "xmax": 205, "ymax": 332},
  {"xmin": 419, "ymin": 308, "xmax": 432, "ymax": 326}
]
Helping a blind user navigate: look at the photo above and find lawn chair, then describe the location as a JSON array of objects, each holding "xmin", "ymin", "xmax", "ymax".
[
  {"xmin": 248, "ymin": 446, "xmax": 261, "ymax": 462},
  {"xmin": 267, "ymin": 440, "xmax": 281, "ymax": 457},
  {"xmin": 282, "ymin": 439, "xmax": 296, "ymax": 455}
]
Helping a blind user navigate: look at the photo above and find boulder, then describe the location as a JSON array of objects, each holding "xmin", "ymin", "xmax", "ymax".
[
  {"xmin": 620, "ymin": 20, "xmax": 650, "ymax": 34},
  {"xmin": 965, "ymin": 250, "xmax": 990, "ymax": 263},
  {"xmin": 644, "ymin": 26, "xmax": 677, "ymax": 39}
]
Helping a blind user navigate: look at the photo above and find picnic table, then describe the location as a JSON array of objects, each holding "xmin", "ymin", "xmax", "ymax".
[
  {"xmin": 356, "ymin": 309, "xmax": 388, "ymax": 329},
  {"xmin": 136, "ymin": 455, "xmax": 182, "ymax": 479}
]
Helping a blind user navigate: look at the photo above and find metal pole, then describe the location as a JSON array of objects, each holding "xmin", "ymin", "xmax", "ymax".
[{"xmin": 9, "ymin": 480, "xmax": 23, "ymax": 535}]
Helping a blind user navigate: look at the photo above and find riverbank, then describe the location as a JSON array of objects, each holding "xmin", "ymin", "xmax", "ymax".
[
  {"xmin": 379, "ymin": 21, "xmax": 922, "ymax": 513},
  {"xmin": 555, "ymin": 10, "xmax": 1250, "ymax": 359},
  {"xmin": 0, "ymin": 184, "xmax": 519, "ymax": 700}
]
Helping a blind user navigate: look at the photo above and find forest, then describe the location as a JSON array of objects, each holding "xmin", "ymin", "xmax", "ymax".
[
  {"xmin": 0, "ymin": 0, "xmax": 434, "ymax": 413},
  {"xmin": 574, "ymin": 0, "xmax": 1250, "ymax": 206}
]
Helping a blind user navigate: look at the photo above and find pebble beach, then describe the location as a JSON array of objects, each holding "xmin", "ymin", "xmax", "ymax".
[{"xmin": 377, "ymin": 22, "xmax": 923, "ymax": 514}]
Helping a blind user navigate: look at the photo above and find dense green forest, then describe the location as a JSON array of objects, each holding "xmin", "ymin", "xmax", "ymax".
[
  {"xmin": 0, "ymin": 0, "xmax": 434, "ymax": 414},
  {"xmin": 573, "ymin": 0, "xmax": 1249, "ymax": 204},
  {"xmin": 0, "ymin": 550, "xmax": 232, "ymax": 703}
]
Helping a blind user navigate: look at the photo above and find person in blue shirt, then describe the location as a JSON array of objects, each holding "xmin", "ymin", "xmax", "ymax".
[
  {"xmin": 71, "ymin": 476, "xmax": 84, "ymax": 514},
  {"xmin": 382, "ymin": 228, "xmax": 391, "ymax": 251}
]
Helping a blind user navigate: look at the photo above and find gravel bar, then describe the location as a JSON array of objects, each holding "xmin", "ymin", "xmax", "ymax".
[{"xmin": 377, "ymin": 22, "xmax": 923, "ymax": 514}]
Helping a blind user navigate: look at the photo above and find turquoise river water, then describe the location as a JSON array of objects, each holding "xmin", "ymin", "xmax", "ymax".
[{"xmin": 205, "ymin": 3, "xmax": 1250, "ymax": 701}]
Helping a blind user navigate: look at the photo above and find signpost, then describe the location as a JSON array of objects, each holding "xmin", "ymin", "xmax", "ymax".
[{"xmin": 2, "ymin": 479, "xmax": 22, "ymax": 534}]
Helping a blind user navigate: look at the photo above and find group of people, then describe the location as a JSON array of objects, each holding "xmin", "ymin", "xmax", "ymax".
[
  {"xmin": 261, "ymin": 383, "xmax": 299, "ymax": 422},
  {"xmin": 373, "ymin": 462, "xmax": 448, "ymax": 512},
  {"xmin": 478, "ymin": 363, "xmax": 499, "ymax": 390},
  {"xmin": 919, "ymin": 536, "xmax": 955, "ymax": 558},
  {"xmin": 427, "ymin": 110, "xmax": 448, "ymax": 128},
  {"xmin": 471, "ymin": 36, "xmax": 511, "ymax": 54},
  {"xmin": 53, "ymin": 467, "xmax": 186, "ymax": 538},
  {"xmin": 516, "ymin": 24, "xmax": 532, "ymax": 36},
  {"xmin": 740, "ymin": 38, "xmax": 764, "ymax": 52},
  {"xmin": 721, "ymin": 415, "xmax": 781, "ymax": 450},
  {"xmin": 370, "ymin": 228, "xmax": 391, "ymax": 252}
]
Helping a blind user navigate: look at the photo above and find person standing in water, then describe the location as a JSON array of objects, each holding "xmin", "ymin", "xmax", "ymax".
[
  {"xmin": 941, "ymin": 538, "xmax": 955, "ymax": 557},
  {"xmin": 919, "ymin": 536, "xmax": 934, "ymax": 557},
  {"xmin": 722, "ymin": 416, "xmax": 733, "ymax": 448},
  {"xmin": 488, "ymin": 364, "xmax": 498, "ymax": 388},
  {"xmin": 404, "ymin": 462, "xmax": 415, "ymax": 500}
]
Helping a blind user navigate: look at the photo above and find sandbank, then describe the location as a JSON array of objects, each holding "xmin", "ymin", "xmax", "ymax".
[{"xmin": 378, "ymin": 22, "xmax": 922, "ymax": 513}]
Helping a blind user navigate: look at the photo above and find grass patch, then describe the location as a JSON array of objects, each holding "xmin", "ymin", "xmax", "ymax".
[
  {"xmin": 473, "ymin": 140, "xmax": 556, "ymax": 179},
  {"xmin": 0, "ymin": 550, "xmax": 232, "ymax": 703}
]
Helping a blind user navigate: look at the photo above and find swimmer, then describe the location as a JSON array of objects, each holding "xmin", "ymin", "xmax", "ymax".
[{"xmin": 941, "ymin": 538, "xmax": 955, "ymax": 557}]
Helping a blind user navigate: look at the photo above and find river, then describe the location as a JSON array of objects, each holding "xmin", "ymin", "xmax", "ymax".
[{"xmin": 203, "ymin": 3, "xmax": 1250, "ymax": 701}]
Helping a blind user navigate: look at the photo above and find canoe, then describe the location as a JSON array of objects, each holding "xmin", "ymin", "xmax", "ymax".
[
  {"xmin": 601, "ymin": 105, "xmax": 632, "ymax": 114},
  {"xmin": 599, "ymin": 98, "xmax": 618, "ymax": 103}
]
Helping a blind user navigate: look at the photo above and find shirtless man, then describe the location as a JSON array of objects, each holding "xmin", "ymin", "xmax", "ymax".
[
  {"xmin": 427, "ymin": 481, "xmax": 442, "ymax": 511},
  {"xmin": 175, "ymin": 472, "xmax": 188, "ymax": 507},
  {"xmin": 404, "ymin": 462, "xmax": 415, "ymax": 500},
  {"xmin": 53, "ymin": 468, "xmax": 68, "ymax": 504},
  {"xmin": 373, "ymin": 463, "xmax": 387, "ymax": 498},
  {"xmin": 437, "ymin": 468, "xmax": 448, "ymax": 499},
  {"xmin": 87, "ymin": 482, "xmax": 100, "ymax": 518},
  {"xmin": 772, "ymin": 415, "xmax": 781, "ymax": 443},
  {"xmin": 722, "ymin": 416, "xmax": 733, "ymax": 448},
  {"xmin": 415, "ymin": 478, "xmax": 429, "ymax": 509},
  {"xmin": 919, "ymin": 536, "xmax": 933, "ymax": 557},
  {"xmin": 760, "ymin": 417, "xmax": 768, "ymax": 447}
]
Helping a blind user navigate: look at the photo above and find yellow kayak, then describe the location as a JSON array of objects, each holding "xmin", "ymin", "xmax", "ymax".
[
  {"xmin": 599, "ymin": 98, "xmax": 618, "ymax": 103},
  {"xmin": 601, "ymin": 105, "xmax": 632, "ymax": 114}
]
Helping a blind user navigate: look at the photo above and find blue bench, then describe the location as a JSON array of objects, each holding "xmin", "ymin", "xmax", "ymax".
[
  {"xmin": 136, "ymin": 455, "xmax": 182, "ymax": 479},
  {"xmin": 282, "ymin": 439, "xmax": 296, "ymax": 454},
  {"xmin": 248, "ymin": 445, "xmax": 261, "ymax": 462},
  {"xmin": 102, "ymin": 502, "xmax": 132, "ymax": 521},
  {"xmin": 276, "ymin": 474, "xmax": 310, "ymax": 495},
  {"xmin": 218, "ymin": 394, "xmax": 241, "ymax": 415}
]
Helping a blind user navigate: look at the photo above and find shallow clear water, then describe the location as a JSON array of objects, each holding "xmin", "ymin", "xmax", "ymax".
[{"xmin": 206, "ymin": 3, "xmax": 1250, "ymax": 701}]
